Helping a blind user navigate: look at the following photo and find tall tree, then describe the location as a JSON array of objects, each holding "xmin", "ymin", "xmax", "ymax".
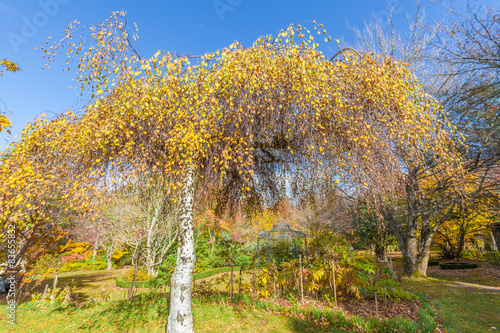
[
  {"xmin": 31, "ymin": 13, "xmax": 459, "ymax": 332},
  {"xmin": 433, "ymin": 3, "xmax": 500, "ymax": 160},
  {"xmin": 347, "ymin": 1, "xmax": 500, "ymax": 276}
]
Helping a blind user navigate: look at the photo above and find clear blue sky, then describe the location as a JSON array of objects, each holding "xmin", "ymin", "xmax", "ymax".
[{"xmin": 0, "ymin": 0, "xmax": 484, "ymax": 149}]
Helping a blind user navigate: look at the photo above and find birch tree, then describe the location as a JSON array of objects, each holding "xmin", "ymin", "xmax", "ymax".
[{"xmin": 25, "ymin": 12, "xmax": 462, "ymax": 333}]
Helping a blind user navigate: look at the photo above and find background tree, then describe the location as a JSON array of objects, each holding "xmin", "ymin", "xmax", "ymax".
[
  {"xmin": 434, "ymin": 172, "xmax": 499, "ymax": 259},
  {"xmin": 347, "ymin": 1, "xmax": 500, "ymax": 276},
  {"xmin": 103, "ymin": 179, "xmax": 178, "ymax": 276},
  {"xmin": 432, "ymin": 3, "xmax": 499, "ymax": 162}
]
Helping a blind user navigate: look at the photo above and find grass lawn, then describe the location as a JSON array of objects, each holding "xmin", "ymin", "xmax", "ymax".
[
  {"xmin": 402, "ymin": 276, "xmax": 500, "ymax": 333},
  {"xmin": 24, "ymin": 268, "xmax": 142, "ymax": 303},
  {"xmin": 4, "ymin": 299, "xmax": 342, "ymax": 333},
  {"xmin": 427, "ymin": 264, "xmax": 500, "ymax": 287},
  {"xmin": 3, "ymin": 257, "xmax": 500, "ymax": 332},
  {"xmin": 385, "ymin": 251, "xmax": 500, "ymax": 333}
]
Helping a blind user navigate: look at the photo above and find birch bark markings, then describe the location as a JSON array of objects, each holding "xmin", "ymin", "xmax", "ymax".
[{"xmin": 166, "ymin": 167, "xmax": 196, "ymax": 333}]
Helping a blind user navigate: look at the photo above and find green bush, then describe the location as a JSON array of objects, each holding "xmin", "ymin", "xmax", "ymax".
[
  {"xmin": 485, "ymin": 251, "xmax": 500, "ymax": 265},
  {"xmin": 193, "ymin": 266, "xmax": 239, "ymax": 280},
  {"xmin": 439, "ymin": 262, "xmax": 478, "ymax": 270},
  {"xmin": 59, "ymin": 260, "xmax": 109, "ymax": 273},
  {"xmin": 115, "ymin": 277, "xmax": 168, "ymax": 289},
  {"xmin": 115, "ymin": 266, "xmax": 237, "ymax": 289},
  {"xmin": 461, "ymin": 248, "xmax": 483, "ymax": 260},
  {"xmin": 123, "ymin": 268, "xmax": 153, "ymax": 282},
  {"xmin": 428, "ymin": 260, "xmax": 439, "ymax": 267},
  {"xmin": 194, "ymin": 232, "xmax": 254, "ymax": 271}
]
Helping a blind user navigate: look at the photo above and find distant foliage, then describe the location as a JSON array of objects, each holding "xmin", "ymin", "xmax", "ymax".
[
  {"xmin": 124, "ymin": 268, "xmax": 153, "ymax": 282},
  {"xmin": 485, "ymin": 251, "xmax": 500, "ymax": 266},
  {"xmin": 59, "ymin": 260, "xmax": 109, "ymax": 273}
]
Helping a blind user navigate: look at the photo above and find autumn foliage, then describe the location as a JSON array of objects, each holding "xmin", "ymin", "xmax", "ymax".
[{"xmin": 0, "ymin": 12, "xmax": 464, "ymax": 332}]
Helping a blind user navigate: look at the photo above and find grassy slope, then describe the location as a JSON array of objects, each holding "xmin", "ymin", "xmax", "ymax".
[
  {"xmin": 4, "ymin": 269, "xmax": 331, "ymax": 332},
  {"xmin": 4, "ymin": 257, "xmax": 500, "ymax": 333},
  {"xmin": 387, "ymin": 250, "xmax": 500, "ymax": 333},
  {"xmin": 5, "ymin": 298, "xmax": 343, "ymax": 333},
  {"xmin": 26, "ymin": 268, "xmax": 133, "ymax": 302},
  {"xmin": 402, "ymin": 277, "xmax": 500, "ymax": 333}
]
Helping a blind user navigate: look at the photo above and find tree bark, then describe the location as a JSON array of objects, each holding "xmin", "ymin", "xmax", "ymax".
[
  {"xmin": 128, "ymin": 260, "xmax": 138, "ymax": 302},
  {"xmin": 491, "ymin": 229, "xmax": 498, "ymax": 251},
  {"xmin": 107, "ymin": 253, "xmax": 114, "ymax": 270},
  {"xmin": 166, "ymin": 167, "xmax": 196, "ymax": 333},
  {"xmin": 491, "ymin": 223, "xmax": 500, "ymax": 252},
  {"xmin": 374, "ymin": 243, "xmax": 385, "ymax": 262},
  {"xmin": 51, "ymin": 259, "xmax": 61, "ymax": 303},
  {"xmin": 416, "ymin": 244, "xmax": 431, "ymax": 275},
  {"xmin": 146, "ymin": 197, "xmax": 162, "ymax": 276},
  {"xmin": 230, "ymin": 247, "xmax": 234, "ymax": 302},
  {"xmin": 92, "ymin": 238, "xmax": 98, "ymax": 270}
]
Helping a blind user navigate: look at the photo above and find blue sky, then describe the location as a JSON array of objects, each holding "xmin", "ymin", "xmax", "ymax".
[{"xmin": 0, "ymin": 0, "xmax": 485, "ymax": 149}]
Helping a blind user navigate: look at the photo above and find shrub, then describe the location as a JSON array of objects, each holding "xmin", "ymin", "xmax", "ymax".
[
  {"xmin": 123, "ymin": 268, "xmax": 153, "ymax": 282},
  {"xmin": 115, "ymin": 277, "xmax": 167, "ymax": 288},
  {"xmin": 485, "ymin": 251, "xmax": 500, "ymax": 266},
  {"xmin": 428, "ymin": 260, "xmax": 439, "ymax": 267},
  {"xmin": 193, "ymin": 266, "xmax": 238, "ymax": 280},
  {"xmin": 461, "ymin": 248, "xmax": 483, "ymax": 260},
  {"xmin": 30, "ymin": 285, "xmax": 75, "ymax": 303},
  {"xmin": 156, "ymin": 254, "xmax": 176, "ymax": 281},
  {"xmin": 115, "ymin": 266, "xmax": 237, "ymax": 289},
  {"xmin": 59, "ymin": 260, "xmax": 109, "ymax": 273},
  {"xmin": 439, "ymin": 262, "xmax": 478, "ymax": 270}
]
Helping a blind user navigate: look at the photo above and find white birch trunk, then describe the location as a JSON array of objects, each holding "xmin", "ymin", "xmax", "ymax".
[
  {"xmin": 166, "ymin": 167, "xmax": 196, "ymax": 333},
  {"xmin": 491, "ymin": 231, "xmax": 498, "ymax": 252},
  {"xmin": 146, "ymin": 204, "xmax": 160, "ymax": 276}
]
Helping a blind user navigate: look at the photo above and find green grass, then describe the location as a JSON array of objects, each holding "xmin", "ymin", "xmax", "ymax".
[
  {"xmin": 427, "ymin": 264, "xmax": 500, "ymax": 287},
  {"xmin": 402, "ymin": 276, "xmax": 500, "ymax": 333},
  {"xmin": 7, "ymin": 258, "xmax": 498, "ymax": 332},
  {"xmin": 3, "ymin": 267, "xmax": 437, "ymax": 333},
  {"xmin": 3, "ymin": 293, "xmax": 436, "ymax": 333},
  {"xmin": 26, "ymin": 268, "xmax": 135, "ymax": 302},
  {"xmin": 115, "ymin": 266, "xmax": 241, "ymax": 288},
  {"xmin": 385, "ymin": 252, "xmax": 500, "ymax": 333},
  {"xmin": 0, "ymin": 297, "xmax": 343, "ymax": 332}
]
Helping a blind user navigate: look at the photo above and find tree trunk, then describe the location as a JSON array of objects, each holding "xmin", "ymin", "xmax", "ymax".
[
  {"xmin": 92, "ymin": 239, "xmax": 98, "ymax": 270},
  {"xmin": 146, "ymin": 199, "xmax": 162, "ymax": 276},
  {"xmin": 399, "ymin": 230, "xmax": 434, "ymax": 277},
  {"xmin": 491, "ymin": 229, "xmax": 498, "ymax": 251},
  {"xmin": 374, "ymin": 243, "xmax": 385, "ymax": 262},
  {"xmin": 166, "ymin": 167, "xmax": 196, "ymax": 333},
  {"xmin": 51, "ymin": 259, "xmax": 61, "ymax": 303},
  {"xmin": 107, "ymin": 253, "xmax": 113, "ymax": 270},
  {"xmin": 128, "ymin": 262, "xmax": 138, "ymax": 301},
  {"xmin": 491, "ymin": 223, "xmax": 500, "ymax": 252},
  {"xmin": 416, "ymin": 244, "xmax": 430, "ymax": 275},
  {"xmin": 456, "ymin": 230, "xmax": 466, "ymax": 261},
  {"xmin": 230, "ymin": 247, "xmax": 234, "ymax": 302},
  {"xmin": 401, "ymin": 231, "xmax": 418, "ymax": 276}
]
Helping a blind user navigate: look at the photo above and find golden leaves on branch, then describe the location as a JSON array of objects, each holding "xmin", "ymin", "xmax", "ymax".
[
  {"xmin": 4, "ymin": 15, "xmax": 461, "ymax": 221},
  {"xmin": 0, "ymin": 59, "xmax": 20, "ymax": 76}
]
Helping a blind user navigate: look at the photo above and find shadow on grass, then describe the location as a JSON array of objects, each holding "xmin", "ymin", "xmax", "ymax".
[
  {"xmin": 52, "ymin": 292, "xmax": 170, "ymax": 332},
  {"xmin": 224, "ymin": 301, "xmax": 340, "ymax": 333},
  {"xmin": 25, "ymin": 269, "xmax": 127, "ymax": 303}
]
